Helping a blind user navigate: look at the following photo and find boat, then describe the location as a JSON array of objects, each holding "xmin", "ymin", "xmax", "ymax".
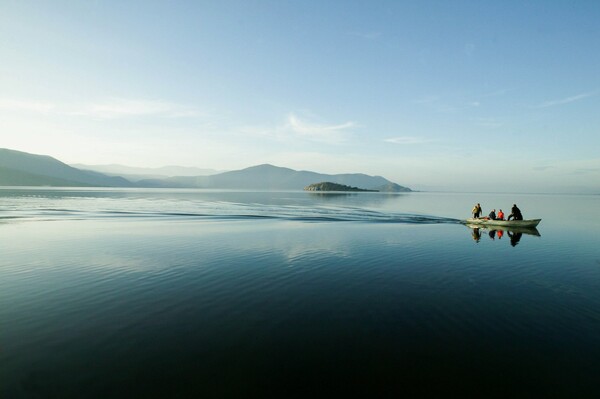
[{"xmin": 465, "ymin": 218, "xmax": 541, "ymax": 228}]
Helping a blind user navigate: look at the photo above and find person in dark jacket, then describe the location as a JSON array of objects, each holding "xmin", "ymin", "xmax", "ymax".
[
  {"xmin": 472, "ymin": 203, "xmax": 482, "ymax": 218},
  {"xmin": 487, "ymin": 209, "xmax": 496, "ymax": 220},
  {"xmin": 507, "ymin": 204, "xmax": 523, "ymax": 221}
]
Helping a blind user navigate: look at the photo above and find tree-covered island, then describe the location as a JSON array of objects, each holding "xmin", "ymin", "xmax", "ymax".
[{"xmin": 303, "ymin": 182, "xmax": 378, "ymax": 192}]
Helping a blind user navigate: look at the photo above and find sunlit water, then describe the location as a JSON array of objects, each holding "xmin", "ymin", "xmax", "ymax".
[{"xmin": 1, "ymin": 188, "xmax": 599, "ymax": 397}]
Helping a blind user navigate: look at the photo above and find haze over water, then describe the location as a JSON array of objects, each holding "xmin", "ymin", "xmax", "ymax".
[{"xmin": 1, "ymin": 188, "xmax": 599, "ymax": 397}]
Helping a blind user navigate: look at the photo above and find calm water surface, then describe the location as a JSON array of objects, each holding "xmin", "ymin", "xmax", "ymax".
[{"xmin": 1, "ymin": 188, "xmax": 599, "ymax": 397}]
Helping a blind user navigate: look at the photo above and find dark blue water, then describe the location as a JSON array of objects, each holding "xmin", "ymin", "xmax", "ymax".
[{"xmin": 1, "ymin": 188, "xmax": 599, "ymax": 397}]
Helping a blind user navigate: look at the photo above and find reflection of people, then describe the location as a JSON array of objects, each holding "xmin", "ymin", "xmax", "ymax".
[
  {"xmin": 507, "ymin": 231, "xmax": 522, "ymax": 246},
  {"xmin": 472, "ymin": 203, "xmax": 482, "ymax": 218},
  {"xmin": 472, "ymin": 228, "xmax": 481, "ymax": 242},
  {"xmin": 507, "ymin": 204, "xmax": 523, "ymax": 221},
  {"xmin": 488, "ymin": 230, "xmax": 496, "ymax": 240},
  {"xmin": 497, "ymin": 209, "xmax": 504, "ymax": 220},
  {"xmin": 497, "ymin": 230, "xmax": 504, "ymax": 239}
]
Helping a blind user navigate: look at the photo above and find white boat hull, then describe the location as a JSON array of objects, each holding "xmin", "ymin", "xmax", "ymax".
[{"xmin": 465, "ymin": 218, "xmax": 541, "ymax": 228}]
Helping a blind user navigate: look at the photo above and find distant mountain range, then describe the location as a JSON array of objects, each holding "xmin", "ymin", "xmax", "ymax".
[
  {"xmin": 0, "ymin": 148, "xmax": 411, "ymax": 192},
  {"xmin": 71, "ymin": 164, "xmax": 222, "ymax": 182}
]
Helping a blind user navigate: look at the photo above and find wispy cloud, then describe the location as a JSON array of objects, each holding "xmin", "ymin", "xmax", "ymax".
[
  {"xmin": 0, "ymin": 97, "xmax": 201, "ymax": 119},
  {"xmin": 286, "ymin": 114, "xmax": 355, "ymax": 142},
  {"xmin": 239, "ymin": 113, "xmax": 356, "ymax": 145},
  {"xmin": 287, "ymin": 114, "xmax": 356, "ymax": 136},
  {"xmin": 0, "ymin": 99, "xmax": 56, "ymax": 113},
  {"xmin": 70, "ymin": 99, "xmax": 200, "ymax": 119},
  {"xmin": 384, "ymin": 136, "xmax": 433, "ymax": 145},
  {"xmin": 536, "ymin": 92, "xmax": 597, "ymax": 108}
]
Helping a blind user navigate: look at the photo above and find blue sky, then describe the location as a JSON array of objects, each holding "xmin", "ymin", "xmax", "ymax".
[{"xmin": 1, "ymin": 1, "xmax": 599, "ymax": 192}]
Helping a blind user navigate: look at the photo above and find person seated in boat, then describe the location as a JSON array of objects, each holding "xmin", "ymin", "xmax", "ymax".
[
  {"xmin": 507, "ymin": 204, "xmax": 523, "ymax": 221},
  {"xmin": 497, "ymin": 209, "xmax": 505, "ymax": 220},
  {"xmin": 472, "ymin": 203, "xmax": 482, "ymax": 218},
  {"xmin": 485, "ymin": 209, "xmax": 496, "ymax": 220}
]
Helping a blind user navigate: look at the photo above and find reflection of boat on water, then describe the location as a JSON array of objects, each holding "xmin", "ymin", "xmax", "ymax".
[
  {"xmin": 466, "ymin": 221, "xmax": 541, "ymax": 247},
  {"xmin": 465, "ymin": 218, "xmax": 541, "ymax": 228},
  {"xmin": 465, "ymin": 223, "xmax": 541, "ymax": 237}
]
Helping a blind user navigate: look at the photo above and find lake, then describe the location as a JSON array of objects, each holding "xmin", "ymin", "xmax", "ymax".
[{"xmin": 1, "ymin": 188, "xmax": 599, "ymax": 398}]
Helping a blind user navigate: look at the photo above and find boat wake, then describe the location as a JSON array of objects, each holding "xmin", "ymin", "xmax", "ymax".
[{"xmin": 0, "ymin": 203, "xmax": 462, "ymax": 225}]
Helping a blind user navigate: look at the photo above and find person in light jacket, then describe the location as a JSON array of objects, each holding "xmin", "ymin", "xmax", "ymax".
[{"xmin": 472, "ymin": 203, "xmax": 482, "ymax": 218}]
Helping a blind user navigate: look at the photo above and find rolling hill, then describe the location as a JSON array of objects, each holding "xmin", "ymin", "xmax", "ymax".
[
  {"xmin": 0, "ymin": 148, "xmax": 133, "ymax": 187},
  {"xmin": 137, "ymin": 164, "xmax": 411, "ymax": 192}
]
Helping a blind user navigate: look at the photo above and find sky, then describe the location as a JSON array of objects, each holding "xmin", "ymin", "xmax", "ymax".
[{"xmin": 1, "ymin": 0, "xmax": 599, "ymax": 193}]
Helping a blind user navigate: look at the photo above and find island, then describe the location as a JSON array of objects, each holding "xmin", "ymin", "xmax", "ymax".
[{"xmin": 303, "ymin": 182, "xmax": 378, "ymax": 192}]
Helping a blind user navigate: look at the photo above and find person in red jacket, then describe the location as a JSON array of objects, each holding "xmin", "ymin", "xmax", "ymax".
[{"xmin": 497, "ymin": 209, "xmax": 505, "ymax": 220}]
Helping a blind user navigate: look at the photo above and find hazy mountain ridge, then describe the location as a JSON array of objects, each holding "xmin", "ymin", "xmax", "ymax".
[
  {"xmin": 72, "ymin": 164, "xmax": 222, "ymax": 181},
  {"xmin": 1, "ymin": 149, "xmax": 411, "ymax": 192},
  {"xmin": 136, "ymin": 164, "xmax": 411, "ymax": 192},
  {"xmin": 0, "ymin": 166, "xmax": 95, "ymax": 187},
  {"xmin": 0, "ymin": 149, "xmax": 132, "ymax": 187}
]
